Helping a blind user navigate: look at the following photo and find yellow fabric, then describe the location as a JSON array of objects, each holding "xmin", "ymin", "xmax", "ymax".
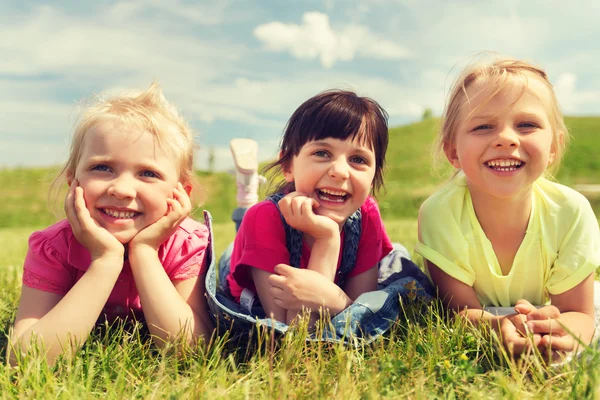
[{"xmin": 415, "ymin": 174, "xmax": 600, "ymax": 307}]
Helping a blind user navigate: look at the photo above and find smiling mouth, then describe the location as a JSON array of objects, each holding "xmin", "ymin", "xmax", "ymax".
[
  {"xmin": 102, "ymin": 209, "xmax": 140, "ymax": 219},
  {"xmin": 316, "ymin": 188, "xmax": 350, "ymax": 203},
  {"xmin": 485, "ymin": 159, "xmax": 524, "ymax": 172}
]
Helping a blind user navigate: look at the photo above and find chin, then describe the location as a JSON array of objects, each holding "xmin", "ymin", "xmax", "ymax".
[{"xmin": 110, "ymin": 231, "xmax": 136, "ymax": 244}]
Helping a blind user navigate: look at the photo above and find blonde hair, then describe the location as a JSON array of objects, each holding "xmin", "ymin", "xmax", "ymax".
[
  {"xmin": 52, "ymin": 82, "xmax": 200, "ymax": 203},
  {"xmin": 436, "ymin": 56, "xmax": 569, "ymax": 176}
]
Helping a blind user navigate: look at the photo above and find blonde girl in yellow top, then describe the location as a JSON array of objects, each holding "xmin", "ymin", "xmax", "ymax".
[{"xmin": 416, "ymin": 56, "xmax": 600, "ymax": 362}]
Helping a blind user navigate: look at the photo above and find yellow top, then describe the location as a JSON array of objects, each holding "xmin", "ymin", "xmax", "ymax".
[{"xmin": 415, "ymin": 173, "xmax": 600, "ymax": 307}]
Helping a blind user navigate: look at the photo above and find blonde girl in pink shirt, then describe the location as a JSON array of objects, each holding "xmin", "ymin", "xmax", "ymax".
[{"xmin": 8, "ymin": 83, "xmax": 213, "ymax": 365}]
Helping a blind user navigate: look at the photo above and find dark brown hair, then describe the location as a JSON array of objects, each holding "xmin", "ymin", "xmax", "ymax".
[{"xmin": 265, "ymin": 89, "xmax": 389, "ymax": 195}]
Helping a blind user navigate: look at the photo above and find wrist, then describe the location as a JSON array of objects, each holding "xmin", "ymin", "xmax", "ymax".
[
  {"xmin": 127, "ymin": 244, "xmax": 160, "ymax": 268},
  {"xmin": 88, "ymin": 252, "xmax": 125, "ymax": 274}
]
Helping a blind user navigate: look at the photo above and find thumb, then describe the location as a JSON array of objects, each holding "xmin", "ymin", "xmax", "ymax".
[
  {"xmin": 514, "ymin": 299, "xmax": 535, "ymax": 314},
  {"xmin": 274, "ymin": 263, "xmax": 294, "ymax": 276}
]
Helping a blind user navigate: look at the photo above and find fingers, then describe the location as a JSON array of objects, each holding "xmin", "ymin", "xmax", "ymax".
[
  {"xmin": 514, "ymin": 299, "xmax": 536, "ymax": 315},
  {"xmin": 273, "ymin": 263, "xmax": 294, "ymax": 277},
  {"xmin": 64, "ymin": 180, "xmax": 78, "ymax": 226},
  {"xmin": 527, "ymin": 319, "xmax": 567, "ymax": 336},
  {"xmin": 278, "ymin": 192, "xmax": 317, "ymax": 218},
  {"xmin": 526, "ymin": 305, "xmax": 560, "ymax": 321},
  {"xmin": 159, "ymin": 183, "xmax": 191, "ymax": 227}
]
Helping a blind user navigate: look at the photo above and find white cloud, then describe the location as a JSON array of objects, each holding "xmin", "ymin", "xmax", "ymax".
[
  {"xmin": 554, "ymin": 72, "xmax": 600, "ymax": 113},
  {"xmin": 253, "ymin": 11, "xmax": 411, "ymax": 68}
]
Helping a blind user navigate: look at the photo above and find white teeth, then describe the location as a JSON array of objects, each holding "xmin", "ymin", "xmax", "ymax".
[
  {"xmin": 103, "ymin": 209, "xmax": 138, "ymax": 219},
  {"xmin": 319, "ymin": 188, "xmax": 348, "ymax": 196},
  {"xmin": 486, "ymin": 159, "xmax": 522, "ymax": 168}
]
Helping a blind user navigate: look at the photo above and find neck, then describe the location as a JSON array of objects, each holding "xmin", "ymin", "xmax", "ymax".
[{"xmin": 469, "ymin": 186, "xmax": 533, "ymax": 234}]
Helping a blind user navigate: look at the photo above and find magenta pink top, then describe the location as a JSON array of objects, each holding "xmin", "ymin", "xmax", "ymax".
[
  {"xmin": 23, "ymin": 218, "xmax": 209, "ymax": 322},
  {"xmin": 227, "ymin": 196, "xmax": 393, "ymax": 301}
]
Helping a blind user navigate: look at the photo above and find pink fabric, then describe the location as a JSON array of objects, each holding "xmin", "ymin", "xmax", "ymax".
[
  {"xmin": 22, "ymin": 217, "xmax": 209, "ymax": 322},
  {"xmin": 227, "ymin": 196, "xmax": 393, "ymax": 301}
]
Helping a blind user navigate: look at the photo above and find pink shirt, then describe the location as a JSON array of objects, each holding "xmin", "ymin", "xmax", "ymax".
[
  {"xmin": 23, "ymin": 217, "xmax": 209, "ymax": 322},
  {"xmin": 227, "ymin": 196, "xmax": 393, "ymax": 300}
]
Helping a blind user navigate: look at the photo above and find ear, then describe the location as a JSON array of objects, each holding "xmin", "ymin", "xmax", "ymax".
[
  {"xmin": 279, "ymin": 151, "xmax": 294, "ymax": 183},
  {"xmin": 283, "ymin": 165, "xmax": 294, "ymax": 183},
  {"xmin": 548, "ymin": 131, "xmax": 563, "ymax": 165},
  {"xmin": 444, "ymin": 143, "xmax": 461, "ymax": 169},
  {"xmin": 182, "ymin": 182, "xmax": 193, "ymax": 196},
  {"xmin": 66, "ymin": 171, "xmax": 74, "ymax": 187}
]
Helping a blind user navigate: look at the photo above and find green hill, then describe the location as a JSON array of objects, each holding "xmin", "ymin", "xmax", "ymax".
[{"xmin": 1, "ymin": 116, "xmax": 598, "ymax": 228}]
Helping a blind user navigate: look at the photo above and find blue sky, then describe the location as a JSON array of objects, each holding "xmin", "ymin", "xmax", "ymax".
[{"xmin": 1, "ymin": 0, "xmax": 599, "ymax": 171}]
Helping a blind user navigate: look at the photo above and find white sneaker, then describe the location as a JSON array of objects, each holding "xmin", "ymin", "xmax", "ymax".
[{"xmin": 230, "ymin": 139, "xmax": 260, "ymax": 208}]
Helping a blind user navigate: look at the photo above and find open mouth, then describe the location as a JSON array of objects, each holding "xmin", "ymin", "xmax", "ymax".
[
  {"xmin": 485, "ymin": 159, "xmax": 524, "ymax": 172},
  {"xmin": 316, "ymin": 188, "xmax": 350, "ymax": 203},
  {"xmin": 102, "ymin": 208, "xmax": 140, "ymax": 219}
]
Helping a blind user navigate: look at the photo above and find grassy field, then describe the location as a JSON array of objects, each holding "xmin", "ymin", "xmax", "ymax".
[{"xmin": 1, "ymin": 117, "xmax": 599, "ymax": 398}]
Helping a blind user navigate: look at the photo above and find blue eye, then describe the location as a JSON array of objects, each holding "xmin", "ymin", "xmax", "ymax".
[
  {"xmin": 473, "ymin": 124, "xmax": 492, "ymax": 131},
  {"xmin": 91, "ymin": 164, "xmax": 110, "ymax": 172},
  {"xmin": 518, "ymin": 122, "xmax": 539, "ymax": 129},
  {"xmin": 140, "ymin": 170, "xmax": 159, "ymax": 178}
]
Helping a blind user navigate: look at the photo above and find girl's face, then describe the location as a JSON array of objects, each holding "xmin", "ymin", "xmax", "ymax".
[
  {"xmin": 72, "ymin": 118, "xmax": 180, "ymax": 243},
  {"xmin": 283, "ymin": 136, "xmax": 376, "ymax": 227},
  {"xmin": 446, "ymin": 75, "xmax": 556, "ymax": 201}
]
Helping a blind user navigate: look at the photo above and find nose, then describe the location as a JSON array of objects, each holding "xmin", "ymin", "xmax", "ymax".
[
  {"xmin": 107, "ymin": 174, "xmax": 136, "ymax": 199},
  {"xmin": 328, "ymin": 157, "xmax": 350, "ymax": 180},
  {"xmin": 493, "ymin": 126, "xmax": 519, "ymax": 148}
]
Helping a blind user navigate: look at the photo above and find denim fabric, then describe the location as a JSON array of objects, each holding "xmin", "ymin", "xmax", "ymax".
[
  {"xmin": 265, "ymin": 193, "xmax": 361, "ymax": 287},
  {"xmin": 206, "ymin": 238, "xmax": 434, "ymax": 344},
  {"xmin": 231, "ymin": 207, "xmax": 247, "ymax": 232}
]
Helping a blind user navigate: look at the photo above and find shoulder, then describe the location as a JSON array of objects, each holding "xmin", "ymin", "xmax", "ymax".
[
  {"xmin": 238, "ymin": 200, "xmax": 282, "ymax": 233},
  {"xmin": 359, "ymin": 196, "xmax": 384, "ymax": 230},
  {"xmin": 245, "ymin": 199, "xmax": 280, "ymax": 219},
  {"xmin": 161, "ymin": 217, "xmax": 209, "ymax": 252},
  {"xmin": 358, "ymin": 196, "xmax": 391, "ymax": 246},
  {"xmin": 419, "ymin": 175, "xmax": 468, "ymax": 219},
  {"xmin": 535, "ymin": 178, "xmax": 595, "ymax": 219},
  {"xmin": 28, "ymin": 219, "xmax": 74, "ymax": 257}
]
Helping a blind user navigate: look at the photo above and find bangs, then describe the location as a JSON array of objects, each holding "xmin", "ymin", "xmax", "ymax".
[
  {"xmin": 285, "ymin": 91, "xmax": 383, "ymax": 155},
  {"xmin": 461, "ymin": 72, "xmax": 529, "ymax": 122}
]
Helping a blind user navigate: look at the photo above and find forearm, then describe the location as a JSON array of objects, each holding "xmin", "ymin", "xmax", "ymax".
[
  {"xmin": 306, "ymin": 237, "xmax": 340, "ymax": 281},
  {"xmin": 10, "ymin": 257, "xmax": 121, "ymax": 365},
  {"xmin": 554, "ymin": 311, "xmax": 596, "ymax": 345},
  {"xmin": 129, "ymin": 248, "xmax": 211, "ymax": 346}
]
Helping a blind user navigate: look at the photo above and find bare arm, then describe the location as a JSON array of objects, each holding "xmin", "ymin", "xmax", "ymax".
[
  {"xmin": 427, "ymin": 261, "xmax": 537, "ymax": 355},
  {"xmin": 8, "ymin": 255, "xmax": 122, "ymax": 366},
  {"xmin": 128, "ymin": 184, "xmax": 213, "ymax": 346},
  {"xmin": 129, "ymin": 247, "xmax": 213, "ymax": 346},
  {"xmin": 526, "ymin": 273, "xmax": 596, "ymax": 354},
  {"xmin": 252, "ymin": 267, "xmax": 287, "ymax": 322}
]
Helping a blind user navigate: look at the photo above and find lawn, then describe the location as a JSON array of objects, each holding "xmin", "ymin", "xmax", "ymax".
[{"xmin": 1, "ymin": 117, "xmax": 599, "ymax": 398}]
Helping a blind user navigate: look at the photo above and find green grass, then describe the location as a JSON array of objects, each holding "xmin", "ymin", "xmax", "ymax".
[
  {"xmin": 1, "ymin": 117, "xmax": 600, "ymax": 397},
  {"xmin": 2, "ymin": 223, "xmax": 600, "ymax": 398}
]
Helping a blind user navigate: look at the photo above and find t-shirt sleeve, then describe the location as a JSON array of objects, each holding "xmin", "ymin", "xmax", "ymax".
[
  {"xmin": 349, "ymin": 197, "xmax": 394, "ymax": 278},
  {"xmin": 230, "ymin": 202, "xmax": 291, "ymax": 290},
  {"xmin": 161, "ymin": 218, "xmax": 210, "ymax": 281},
  {"xmin": 546, "ymin": 196, "xmax": 600, "ymax": 295},
  {"xmin": 22, "ymin": 230, "xmax": 75, "ymax": 295},
  {"xmin": 414, "ymin": 191, "xmax": 475, "ymax": 286}
]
